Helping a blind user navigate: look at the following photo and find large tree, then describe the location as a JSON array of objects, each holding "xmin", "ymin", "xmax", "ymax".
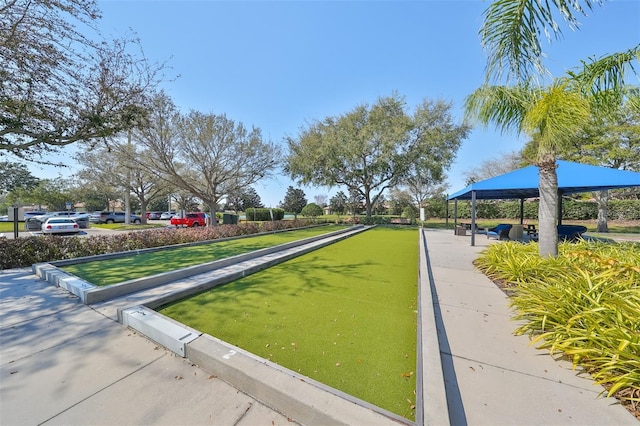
[
  {"xmin": 225, "ymin": 187, "xmax": 264, "ymax": 213},
  {"xmin": 13, "ymin": 177, "xmax": 78, "ymax": 211},
  {"xmin": 75, "ymin": 138, "xmax": 167, "ymax": 223},
  {"xmin": 468, "ymin": 0, "xmax": 639, "ymax": 257},
  {"xmin": 137, "ymin": 94, "xmax": 280, "ymax": 225},
  {"xmin": 463, "ymin": 150, "xmax": 526, "ymax": 185},
  {"xmin": 329, "ymin": 191, "xmax": 348, "ymax": 215},
  {"xmin": 466, "ymin": 81, "xmax": 592, "ymax": 256},
  {"xmin": 0, "ymin": 161, "xmax": 39, "ymax": 194},
  {"xmin": 285, "ymin": 94, "xmax": 469, "ymax": 218},
  {"xmin": 523, "ymin": 91, "xmax": 640, "ymax": 232},
  {"xmin": 279, "ymin": 186, "xmax": 307, "ymax": 217},
  {"xmin": 0, "ymin": 0, "xmax": 163, "ymax": 162}
]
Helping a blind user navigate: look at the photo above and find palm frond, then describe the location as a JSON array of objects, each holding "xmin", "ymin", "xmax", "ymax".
[
  {"xmin": 464, "ymin": 83, "xmax": 537, "ymax": 134},
  {"xmin": 569, "ymin": 45, "xmax": 640, "ymax": 93},
  {"xmin": 481, "ymin": 0, "xmax": 604, "ymax": 83},
  {"xmin": 523, "ymin": 81, "xmax": 591, "ymax": 157}
]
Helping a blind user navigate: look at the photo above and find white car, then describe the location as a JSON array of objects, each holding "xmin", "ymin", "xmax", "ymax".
[
  {"xmin": 160, "ymin": 211, "xmax": 176, "ymax": 220},
  {"xmin": 41, "ymin": 218, "xmax": 80, "ymax": 234}
]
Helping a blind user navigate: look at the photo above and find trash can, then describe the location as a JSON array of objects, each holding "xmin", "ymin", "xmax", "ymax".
[{"xmin": 222, "ymin": 213, "xmax": 238, "ymax": 225}]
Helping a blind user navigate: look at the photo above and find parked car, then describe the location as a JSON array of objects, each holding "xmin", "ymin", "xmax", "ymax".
[
  {"xmin": 95, "ymin": 211, "xmax": 142, "ymax": 224},
  {"xmin": 89, "ymin": 211, "xmax": 103, "ymax": 223},
  {"xmin": 69, "ymin": 213, "xmax": 90, "ymax": 229},
  {"xmin": 148, "ymin": 211, "xmax": 163, "ymax": 220},
  {"xmin": 170, "ymin": 212, "xmax": 207, "ymax": 227},
  {"xmin": 0, "ymin": 215, "xmax": 8, "ymax": 222},
  {"xmin": 160, "ymin": 211, "xmax": 176, "ymax": 220},
  {"xmin": 41, "ymin": 217, "xmax": 80, "ymax": 234},
  {"xmin": 24, "ymin": 211, "xmax": 47, "ymax": 220},
  {"xmin": 28, "ymin": 211, "xmax": 89, "ymax": 228}
]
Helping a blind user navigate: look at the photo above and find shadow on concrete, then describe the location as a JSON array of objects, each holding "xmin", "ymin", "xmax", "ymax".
[{"xmin": 423, "ymin": 236, "xmax": 468, "ymax": 425}]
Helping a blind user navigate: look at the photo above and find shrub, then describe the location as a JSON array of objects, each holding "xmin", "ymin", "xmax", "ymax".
[
  {"xmin": 301, "ymin": 203, "xmax": 323, "ymax": 218},
  {"xmin": 244, "ymin": 208, "xmax": 285, "ymax": 221},
  {"xmin": 476, "ymin": 240, "xmax": 640, "ymax": 405},
  {"xmin": 448, "ymin": 199, "xmax": 640, "ymax": 220},
  {"xmin": 0, "ymin": 220, "xmax": 313, "ymax": 270}
]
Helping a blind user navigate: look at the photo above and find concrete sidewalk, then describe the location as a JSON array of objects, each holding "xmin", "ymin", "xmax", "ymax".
[
  {"xmin": 422, "ymin": 228, "xmax": 637, "ymax": 425},
  {"xmin": 1, "ymin": 229, "xmax": 637, "ymax": 425},
  {"xmin": 0, "ymin": 268, "xmax": 293, "ymax": 425}
]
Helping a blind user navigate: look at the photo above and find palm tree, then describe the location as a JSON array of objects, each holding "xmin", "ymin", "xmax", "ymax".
[
  {"xmin": 466, "ymin": 80, "xmax": 591, "ymax": 257},
  {"xmin": 468, "ymin": 0, "xmax": 639, "ymax": 257}
]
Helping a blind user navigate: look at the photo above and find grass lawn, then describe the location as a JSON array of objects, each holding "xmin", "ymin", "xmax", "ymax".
[
  {"xmin": 62, "ymin": 225, "xmax": 347, "ymax": 286},
  {"xmin": 159, "ymin": 227, "xmax": 418, "ymax": 420}
]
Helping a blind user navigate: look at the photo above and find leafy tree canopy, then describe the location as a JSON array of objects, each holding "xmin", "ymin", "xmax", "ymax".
[
  {"xmin": 1, "ymin": 0, "xmax": 164, "ymax": 163},
  {"xmin": 279, "ymin": 186, "xmax": 307, "ymax": 214},
  {"xmin": 329, "ymin": 191, "xmax": 348, "ymax": 215},
  {"xmin": 136, "ymin": 94, "xmax": 280, "ymax": 225},
  {"xmin": 301, "ymin": 202, "xmax": 323, "ymax": 218},
  {"xmin": 225, "ymin": 187, "xmax": 264, "ymax": 212},
  {"xmin": 285, "ymin": 93, "xmax": 469, "ymax": 218},
  {"xmin": 0, "ymin": 161, "xmax": 39, "ymax": 194},
  {"xmin": 463, "ymin": 150, "xmax": 528, "ymax": 185},
  {"xmin": 471, "ymin": 0, "xmax": 639, "ymax": 257}
]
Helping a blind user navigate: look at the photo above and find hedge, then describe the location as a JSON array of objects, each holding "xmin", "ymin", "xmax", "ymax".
[
  {"xmin": 0, "ymin": 220, "xmax": 312, "ymax": 270},
  {"xmin": 244, "ymin": 208, "xmax": 285, "ymax": 221},
  {"xmin": 445, "ymin": 199, "xmax": 640, "ymax": 220}
]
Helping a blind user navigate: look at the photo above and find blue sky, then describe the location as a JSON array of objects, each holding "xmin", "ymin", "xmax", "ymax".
[{"xmin": 32, "ymin": 0, "xmax": 640, "ymax": 208}]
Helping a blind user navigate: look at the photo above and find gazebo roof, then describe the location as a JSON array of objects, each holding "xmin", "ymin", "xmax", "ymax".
[{"xmin": 448, "ymin": 160, "xmax": 640, "ymax": 201}]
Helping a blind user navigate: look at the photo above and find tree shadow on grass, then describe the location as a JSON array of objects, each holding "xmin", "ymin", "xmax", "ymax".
[
  {"xmin": 161, "ymin": 255, "xmax": 380, "ymax": 323},
  {"xmin": 64, "ymin": 240, "xmax": 304, "ymax": 286}
]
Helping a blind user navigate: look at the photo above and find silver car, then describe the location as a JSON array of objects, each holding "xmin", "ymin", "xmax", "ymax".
[{"xmin": 41, "ymin": 217, "xmax": 80, "ymax": 234}]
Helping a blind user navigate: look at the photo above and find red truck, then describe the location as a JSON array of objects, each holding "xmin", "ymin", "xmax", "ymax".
[{"xmin": 170, "ymin": 212, "xmax": 208, "ymax": 227}]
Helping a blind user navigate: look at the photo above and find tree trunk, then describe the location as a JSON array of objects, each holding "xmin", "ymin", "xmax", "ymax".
[
  {"xmin": 538, "ymin": 160, "xmax": 559, "ymax": 258},
  {"xmin": 208, "ymin": 201, "xmax": 218, "ymax": 227},
  {"xmin": 140, "ymin": 199, "xmax": 148, "ymax": 225},
  {"xmin": 594, "ymin": 190, "xmax": 609, "ymax": 233}
]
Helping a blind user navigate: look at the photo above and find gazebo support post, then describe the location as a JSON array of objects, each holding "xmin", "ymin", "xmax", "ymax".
[
  {"xmin": 453, "ymin": 200, "xmax": 458, "ymax": 234},
  {"xmin": 445, "ymin": 197, "xmax": 449, "ymax": 228},
  {"xmin": 471, "ymin": 190, "xmax": 477, "ymax": 246},
  {"xmin": 557, "ymin": 191, "xmax": 563, "ymax": 225}
]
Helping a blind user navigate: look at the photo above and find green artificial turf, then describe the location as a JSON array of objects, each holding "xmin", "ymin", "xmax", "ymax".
[
  {"xmin": 159, "ymin": 227, "xmax": 418, "ymax": 420},
  {"xmin": 62, "ymin": 225, "xmax": 346, "ymax": 286}
]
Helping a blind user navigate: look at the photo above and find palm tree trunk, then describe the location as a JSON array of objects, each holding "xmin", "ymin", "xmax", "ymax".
[{"xmin": 538, "ymin": 160, "xmax": 559, "ymax": 257}]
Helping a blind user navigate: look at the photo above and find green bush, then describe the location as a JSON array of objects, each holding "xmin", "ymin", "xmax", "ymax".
[
  {"xmin": 301, "ymin": 203, "xmax": 323, "ymax": 218},
  {"xmin": 244, "ymin": 208, "xmax": 285, "ymax": 221},
  {"xmin": 0, "ymin": 220, "xmax": 312, "ymax": 270},
  {"xmin": 447, "ymin": 199, "xmax": 640, "ymax": 220},
  {"xmin": 476, "ymin": 240, "xmax": 640, "ymax": 404},
  {"xmin": 401, "ymin": 205, "xmax": 418, "ymax": 219},
  {"xmin": 609, "ymin": 200, "xmax": 640, "ymax": 220},
  {"xmin": 423, "ymin": 196, "xmax": 448, "ymax": 218}
]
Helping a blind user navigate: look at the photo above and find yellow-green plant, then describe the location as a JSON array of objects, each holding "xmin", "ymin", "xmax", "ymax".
[{"xmin": 477, "ymin": 240, "xmax": 640, "ymax": 403}]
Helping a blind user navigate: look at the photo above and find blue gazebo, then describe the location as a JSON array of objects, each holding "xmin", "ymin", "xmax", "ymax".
[{"xmin": 447, "ymin": 161, "xmax": 640, "ymax": 245}]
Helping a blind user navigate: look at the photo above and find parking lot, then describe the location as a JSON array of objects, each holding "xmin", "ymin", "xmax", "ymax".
[{"xmin": 1, "ymin": 220, "xmax": 173, "ymax": 239}]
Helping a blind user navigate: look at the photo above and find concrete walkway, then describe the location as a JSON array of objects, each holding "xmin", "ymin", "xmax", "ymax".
[
  {"xmin": 1, "ymin": 228, "xmax": 637, "ymax": 425},
  {"xmin": 0, "ymin": 268, "xmax": 294, "ymax": 425},
  {"xmin": 422, "ymin": 228, "xmax": 637, "ymax": 425}
]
